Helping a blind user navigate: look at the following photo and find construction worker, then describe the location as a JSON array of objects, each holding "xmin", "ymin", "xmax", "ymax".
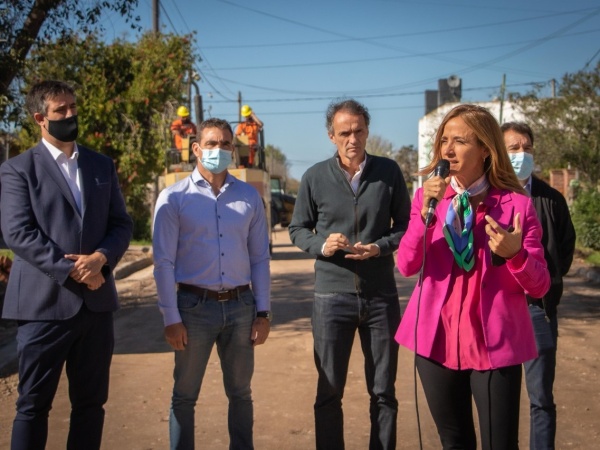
[
  {"xmin": 235, "ymin": 105, "xmax": 263, "ymax": 167},
  {"xmin": 170, "ymin": 105, "xmax": 197, "ymax": 152}
]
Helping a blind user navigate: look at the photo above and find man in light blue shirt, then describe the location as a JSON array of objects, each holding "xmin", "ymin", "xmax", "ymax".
[{"xmin": 153, "ymin": 117, "xmax": 271, "ymax": 450}]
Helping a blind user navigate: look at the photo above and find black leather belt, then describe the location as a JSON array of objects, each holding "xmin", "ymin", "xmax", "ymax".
[{"xmin": 178, "ymin": 283, "xmax": 250, "ymax": 301}]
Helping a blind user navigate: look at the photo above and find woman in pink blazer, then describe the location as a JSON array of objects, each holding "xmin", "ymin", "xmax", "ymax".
[{"xmin": 396, "ymin": 104, "xmax": 550, "ymax": 450}]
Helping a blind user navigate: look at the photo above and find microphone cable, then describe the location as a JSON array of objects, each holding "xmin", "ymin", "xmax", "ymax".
[
  {"xmin": 412, "ymin": 221, "xmax": 429, "ymax": 450},
  {"xmin": 412, "ymin": 160, "xmax": 449, "ymax": 449}
]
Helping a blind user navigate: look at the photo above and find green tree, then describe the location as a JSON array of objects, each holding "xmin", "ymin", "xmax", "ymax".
[
  {"xmin": 515, "ymin": 62, "xmax": 600, "ymax": 185},
  {"xmin": 19, "ymin": 32, "xmax": 197, "ymax": 239},
  {"xmin": 571, "ymin": 188, "xmax": 600, "ymax": 250},
  {"xmin": 0, "ymin": 0, "xmax": 140, "ymax": 121}
]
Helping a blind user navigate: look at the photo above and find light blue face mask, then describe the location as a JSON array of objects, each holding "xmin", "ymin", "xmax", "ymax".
[
  {"xmin": 201, "ymin": 148, "xmax": 233, "ymax": 174},
  {"xmin": 509, "ymin": 151, "xmax": 534, "ymax": 180}
]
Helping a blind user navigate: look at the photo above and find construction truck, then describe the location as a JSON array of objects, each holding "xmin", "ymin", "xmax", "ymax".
[
  {"xmin": 270, "ymin": 175, "xmax": 295, "ymax": 228},
  {"xmin": 162, "ymin": 127, "xmax": 273, "ymax": 252}
]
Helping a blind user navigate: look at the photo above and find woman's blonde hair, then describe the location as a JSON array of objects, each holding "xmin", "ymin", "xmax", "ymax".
[{"xmin": 420, "ymin": 104, "xmax": 525, "ymax": 194}]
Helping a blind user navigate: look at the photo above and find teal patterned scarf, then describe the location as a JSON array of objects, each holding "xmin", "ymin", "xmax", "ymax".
[{"xmin": 442, "ymin": 175, "xmax": 489, "ymax": 271}]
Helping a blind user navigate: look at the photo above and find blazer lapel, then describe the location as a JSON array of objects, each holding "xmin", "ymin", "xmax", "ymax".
[
  {"xmin": 35, "ymin": 144, "xmax": 81, "ymax": 217},
  {"xmin": 77, "ymin": 148, "xmax": 93, "ymax": 216}
]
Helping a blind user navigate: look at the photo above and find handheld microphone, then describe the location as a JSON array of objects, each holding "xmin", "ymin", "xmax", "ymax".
[{"xmin": 424, "ymin": 159, "xmax": 450, "ymax": 225}]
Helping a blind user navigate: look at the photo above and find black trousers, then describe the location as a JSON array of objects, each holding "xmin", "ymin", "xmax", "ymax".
[
  {"xmin": 416, "ymin": 355, "xmax": 522, "ymax": 450},
  {"xmin": 11, "ymin": 305, "xmax": 114, "ymax": 450}
]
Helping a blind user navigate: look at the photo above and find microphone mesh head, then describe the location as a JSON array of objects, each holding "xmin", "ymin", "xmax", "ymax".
[{"xmin": 436, "ymin": 159, "xmax": 450, "ymax": 178}]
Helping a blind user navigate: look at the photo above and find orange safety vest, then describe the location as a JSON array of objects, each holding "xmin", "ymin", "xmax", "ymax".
[
  {"xmin": 235, "ymin": 121, "xmax": 260, "ymax": 146},
  {"xmin": 171, "ymin": 119, "xmax": 197, "ymax": 150}
]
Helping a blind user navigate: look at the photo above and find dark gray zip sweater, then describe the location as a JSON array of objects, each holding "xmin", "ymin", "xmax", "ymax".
[{"xmin": 289, "ymin": 153, "xmax": 411, "ymax": 296}]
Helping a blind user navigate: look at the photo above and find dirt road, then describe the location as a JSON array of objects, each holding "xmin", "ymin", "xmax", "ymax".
[{"xmin": 1, "ymin": 228, "xmax": 599, "ymax": 449}]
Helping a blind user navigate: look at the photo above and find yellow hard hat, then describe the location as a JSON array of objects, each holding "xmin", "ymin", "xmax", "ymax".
[
  {"xmin": 241, "ymin": 104, "xmax": 252, "ymax": 117},
  {"xmin": 177, "ymin": 106, "xmax": 190, "ymax": 117}
]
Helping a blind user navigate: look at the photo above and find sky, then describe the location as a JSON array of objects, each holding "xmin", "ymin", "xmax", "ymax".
[{"xmin": 105, "ymin": 0, "xmax": 600, "ymax": 180}]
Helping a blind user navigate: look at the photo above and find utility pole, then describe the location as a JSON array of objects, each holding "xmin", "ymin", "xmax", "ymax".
[
  {"xmin": 152, "ymin": 0, "xmax": 159, "ymax": 33},
  {"xmin": 238, "ymin": 91, "xmax": 242, "ymax": 122},
  {"xmin": 498, "ymin": 74, "xmax": 506, "ymax": 124},
  {"xmin": 189, "ymin": 71, "xmax": 203, "ymax": 125},
  {"xmin": 550, "ymin": 79, "xmax": 556, "ymax": 98}
]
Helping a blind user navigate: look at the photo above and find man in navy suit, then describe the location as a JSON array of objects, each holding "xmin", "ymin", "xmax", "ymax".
[{"xmin": 0, "ymin": 80, "xmax": 133, "ymax": 450}]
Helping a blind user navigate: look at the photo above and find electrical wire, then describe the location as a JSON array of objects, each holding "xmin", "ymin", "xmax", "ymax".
[
  {"xmin": 212, "ymin": 1, "xmax": 600, "ymax": 92},
  {"xmin": 161, "ymin": 0, "xmax": 236, "ymax": 100},
  {"xmin": 147, "ymin": 1, "xmax": 598, "ymax": 109},
  {"xmin": 207, "ymin": 29, "xmax": 600, "ymax": 73},
  {"xmin": 202, "ymin": 9, "xmax": 589, "ymax": 49},
  {"xmin": 583, "ymin": 47, "xmax": 600, "ymax": 70}
]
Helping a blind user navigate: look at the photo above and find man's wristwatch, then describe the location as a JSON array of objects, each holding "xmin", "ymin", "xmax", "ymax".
[{"xmin": 256, "ymin": 310, "xmax": 272, "ymax": 321}]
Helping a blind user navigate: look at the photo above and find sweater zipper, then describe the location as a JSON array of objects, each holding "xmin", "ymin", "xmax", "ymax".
[
  {"xmin": 337, "ymin": 162, "xmax": 362, "ymax": 295},
  {"xmin": 353, "ymin": 195, "xmax": 361, "ymax": 294}
]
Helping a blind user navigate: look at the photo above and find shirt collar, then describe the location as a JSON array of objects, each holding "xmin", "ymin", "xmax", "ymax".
[
  {"xmin": 335, "ymin": 153, "xmax": 368, "ymax": 178},
  {"xmin": 192, "ymin": 167, "xmax": 236, "ymax": 186},
  {"xmin": 43, "ymin": 138, "xmax": 79, "ymax": 162}
]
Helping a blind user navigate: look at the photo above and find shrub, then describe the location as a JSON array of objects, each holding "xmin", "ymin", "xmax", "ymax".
[{"xmin": 571, "ymin": 188, "xmax": 600, "ymax": 251}]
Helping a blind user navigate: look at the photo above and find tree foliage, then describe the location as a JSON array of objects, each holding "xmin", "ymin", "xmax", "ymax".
[
  {"xmin": 0, "ymin": 0, "xmax": 140, "ymax": 121},
  {"xmin": 265, "ymin": 144, "xmax": 289, "ymax": 179},
  {"xmin": 394, "ymin": 144, "xmax": 418, "ymax": 185},
  {"xmin": 515, "ymin": 62, "xmax": 600, "ymax": 185},
  {"xmin": 571, "ymin": 187, "xmax": 600, "ymax": 250},
  {"xmin": 19, "ymin": 32, "xmax": 197, "ymax": 239},
  {"xmin": 366, "ymin": 134, "xmax": 393, "ymax": 158}
]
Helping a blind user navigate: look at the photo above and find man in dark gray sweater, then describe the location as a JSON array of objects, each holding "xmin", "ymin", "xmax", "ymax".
[{"xmin": 289, "ymin": 98, "xmax": 411, "ymax": 450}]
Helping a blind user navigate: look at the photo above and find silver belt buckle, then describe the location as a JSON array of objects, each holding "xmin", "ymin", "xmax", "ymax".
[{"xmin": 217, "ymin": 290, "xmax": 230, "ymax": 302}]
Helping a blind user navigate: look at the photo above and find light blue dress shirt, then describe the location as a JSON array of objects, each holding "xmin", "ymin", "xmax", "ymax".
[{"xmin": 153, "ymin": 169, "xmax": 271, "ymax": 326}]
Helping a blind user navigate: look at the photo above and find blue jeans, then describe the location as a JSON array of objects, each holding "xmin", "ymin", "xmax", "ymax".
[
  {"xmin": 170, "ymin": 289, "xmax": 256, "ymax": 450},
  {"xmin": 312, "ymin": 291, "xmax": 401, "ymax": 450},
  {"xmin": 523, "ymin": 305, "xmax": 558, "ymax": 450}
]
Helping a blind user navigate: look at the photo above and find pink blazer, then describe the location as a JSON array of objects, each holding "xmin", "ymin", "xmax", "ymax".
[{"xmin": 395, "ymin": 186, "xmax": 550, "ymax": 368}]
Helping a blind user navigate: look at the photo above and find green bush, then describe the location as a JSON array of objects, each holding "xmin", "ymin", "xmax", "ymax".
[{"xmin": 571, "ymin": 188, "xmax": 600, "ymax": 251}]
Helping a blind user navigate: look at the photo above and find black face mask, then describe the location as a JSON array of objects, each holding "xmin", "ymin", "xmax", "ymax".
[{"xmin": 45, "ymin": 115, "xmax": 79, "ymax": 142}]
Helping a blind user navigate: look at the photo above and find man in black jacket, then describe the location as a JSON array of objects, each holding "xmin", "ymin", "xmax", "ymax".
[
  {"xmin": 502, "ymin": 122, "xmax": 576, "ymax": 450},
  {"xmin": 289, "ymin": 99, "xmax": 410, "ymax": 449}
]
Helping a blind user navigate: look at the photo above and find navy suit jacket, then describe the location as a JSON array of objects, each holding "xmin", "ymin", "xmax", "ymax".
[{"xmin": 0, "ymin": 142, "xmax": 133, "ymax": 320}]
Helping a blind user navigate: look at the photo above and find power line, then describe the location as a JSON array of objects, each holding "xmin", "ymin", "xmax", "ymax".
[
  {"xmin": 583, "ymin": 47, "xmax": 600, "ymax": 70},
  {"xmin": 213, "ymin": 1, "xmax": 600, "ymax": 82},
  {"xmin": 150, "ymin": 1, "xmax": 595, "ymax": 122},
  {"xmin": 157, "ymin": 0, "xmax": 235, "ymax": 101},
  {"xmin": 450, "ymin": 7, "xmax": 600, "ymax": 79},
  {"xmin": 205, "ymin": 29, "xmax": 600, "ymax": 72},
  {"xmin": 202, "ymin": 81, "xmax": 547, "ymax": 108},
  {"xmin": 203, "ymin": 8, "xmax": 597, "ymax": 50}
]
